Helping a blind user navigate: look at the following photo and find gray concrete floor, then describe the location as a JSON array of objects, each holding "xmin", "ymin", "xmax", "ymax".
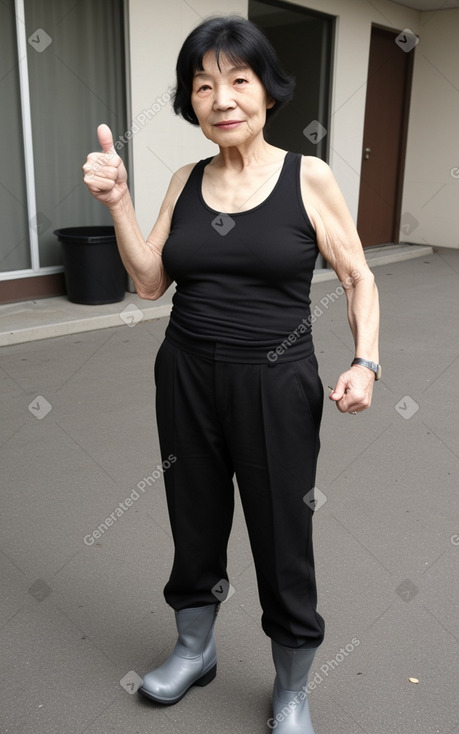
[{"xmin": 1, "ymin": 248, "xmax": 458, "ymax": 734}]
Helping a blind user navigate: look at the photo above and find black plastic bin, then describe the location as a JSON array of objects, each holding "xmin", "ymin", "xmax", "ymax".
[{"xmin": 54, "ymin": 226, "xmax": 126, "ymax": 305}]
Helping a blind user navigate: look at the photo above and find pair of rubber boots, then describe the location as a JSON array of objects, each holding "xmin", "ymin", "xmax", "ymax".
[{"xmin": 138, "ymin": 604, "xmax": 317, "ymax": 733}]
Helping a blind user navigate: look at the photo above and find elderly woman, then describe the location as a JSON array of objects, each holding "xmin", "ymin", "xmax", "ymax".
[{"xmin": 83, "ymin": 15, "xmax": 380, "ymax": 733}]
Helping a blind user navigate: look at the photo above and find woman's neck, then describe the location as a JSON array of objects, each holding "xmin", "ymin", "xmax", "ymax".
[{"xmin": 213, "ymin": 136, "xmax": 284, "ymax": 171}]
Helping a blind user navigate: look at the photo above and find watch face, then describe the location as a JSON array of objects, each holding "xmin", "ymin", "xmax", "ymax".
[{"xmin": 376, "ymin": 364, "xmax": 382, "ymax": 380}]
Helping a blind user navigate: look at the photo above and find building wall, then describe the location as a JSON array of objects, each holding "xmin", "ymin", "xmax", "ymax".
[
  {"xmin": 128, "ymin": 0, "xmax": 446, "ymax": 247},
  {"xmin": 128, "ymin": 0, "xmax": 246, "ymax": 238},
  {"xmin": 401, "ymin": 9, "xmax": 459, "ymax": 249},
  {"xmin": 289, "ymin": 0, "xmax": 420, "ymax": 223}
]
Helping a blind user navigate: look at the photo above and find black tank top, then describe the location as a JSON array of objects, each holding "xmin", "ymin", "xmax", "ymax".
[{"xmin": 162, "ymin": 151, "xmax": 319, "ymax": 363}]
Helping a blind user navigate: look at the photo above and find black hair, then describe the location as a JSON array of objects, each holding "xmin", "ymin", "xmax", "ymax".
[{"xmin": 173, "ymin": 15, "xmax": 295, "ymax": 125}]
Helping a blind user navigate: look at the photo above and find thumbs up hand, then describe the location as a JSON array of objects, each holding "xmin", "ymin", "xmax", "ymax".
[{"xmin": 83, "ymin": 124, "xmax": 128, "ymax": 208}]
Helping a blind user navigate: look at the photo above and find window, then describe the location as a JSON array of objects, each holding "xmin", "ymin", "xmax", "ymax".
[{"xmin": 0, "ymin": 0, "xmax": 127, "ymax": 294}]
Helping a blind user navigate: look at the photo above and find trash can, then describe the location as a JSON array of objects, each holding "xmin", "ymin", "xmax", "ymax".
[{"xmin": 54, "ymin": 226, "xmax": 126, "ymax": 305}]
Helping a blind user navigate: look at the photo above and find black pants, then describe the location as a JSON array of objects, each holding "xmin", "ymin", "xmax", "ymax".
[{"xmin": 154, "ymin": 336, "xmax": 325, "ymax": 649}]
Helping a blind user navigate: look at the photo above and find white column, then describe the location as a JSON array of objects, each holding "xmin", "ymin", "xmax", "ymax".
[{"xmin": 15, "ymin": 0, "xmax": 40, "ymax": 272}]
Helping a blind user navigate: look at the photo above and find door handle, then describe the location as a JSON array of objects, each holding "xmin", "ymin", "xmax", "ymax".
[{"xmin": 364, "ymin": 147, "xmax": 371, "ymax": 160}]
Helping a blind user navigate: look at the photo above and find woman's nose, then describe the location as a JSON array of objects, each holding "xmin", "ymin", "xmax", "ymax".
[{"xmin": 212, "ymin": 84, "xmax": 236, "ymax": 110}]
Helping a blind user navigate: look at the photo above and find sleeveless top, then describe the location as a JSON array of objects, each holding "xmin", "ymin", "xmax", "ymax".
[{"xmin": 161, "ymin": 151, "xmax": 319, "ymax": 363}]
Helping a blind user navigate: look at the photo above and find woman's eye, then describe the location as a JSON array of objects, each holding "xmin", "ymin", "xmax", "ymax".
[
  {"xmin": 197, "ymin": 84, "xmax": 211, "ymax": 92},
  {"xmin": 235, "ymin": 78, "xmax": 247, "ymax": 85}
]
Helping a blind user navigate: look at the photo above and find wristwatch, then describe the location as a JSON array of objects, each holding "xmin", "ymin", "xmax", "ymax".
[{"xmin": 351, "ymin": 358, "xmax": 382, "ymax": 381}]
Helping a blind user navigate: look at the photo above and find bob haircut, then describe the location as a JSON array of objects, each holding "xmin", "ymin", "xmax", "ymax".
[{"xmin": 173, "ymin": 15, "xmax": 295, "ymax": 125}]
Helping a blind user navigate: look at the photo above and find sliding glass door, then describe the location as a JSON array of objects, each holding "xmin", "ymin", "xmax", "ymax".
[
  {"xmin": 0, "ymin": 1, "xmax": 30, "ymax": 273},
  {"xmin": 0, "ymin": 0, "xmax": 127, "ymax": 299}
]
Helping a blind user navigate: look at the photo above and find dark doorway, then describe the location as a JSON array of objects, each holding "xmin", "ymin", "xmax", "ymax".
[
  {"xmin": 357, "ymin": 26, "xmax": 414, "ymax": 247},
  {"xmin": 249, "ymin": 0, "xmax": 334, "ymax": 162}
]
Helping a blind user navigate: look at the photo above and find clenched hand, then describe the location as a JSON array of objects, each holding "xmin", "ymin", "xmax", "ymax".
[{"xmin": 82, "ymin": 124, "xmax": 128, "ymax": 208}]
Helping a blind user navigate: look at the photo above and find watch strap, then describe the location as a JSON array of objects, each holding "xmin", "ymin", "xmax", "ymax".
[{"xmin": 351, "ymin": 358, "xmax": 381, "ymax": 380}]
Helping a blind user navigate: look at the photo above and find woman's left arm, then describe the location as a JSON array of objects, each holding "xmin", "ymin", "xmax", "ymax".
[{"xmin": 301, "ymin": 156, "xmax": 380, "ymax": 414}]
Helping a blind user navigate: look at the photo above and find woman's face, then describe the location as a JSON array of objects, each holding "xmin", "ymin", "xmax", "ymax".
[{"xmin": 191, "ymin": 51, "xmax": 274, "ymax": 147}]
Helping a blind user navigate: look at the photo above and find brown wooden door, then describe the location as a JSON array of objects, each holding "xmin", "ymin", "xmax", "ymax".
[{"xmin": 357, "ymin": 26, "xmax": 414, "ymax": 247}]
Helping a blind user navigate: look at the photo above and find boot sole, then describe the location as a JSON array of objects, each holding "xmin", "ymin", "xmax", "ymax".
[{"xmin": 138, "ymin": 663, "xmax": 217, "ymax": 705}]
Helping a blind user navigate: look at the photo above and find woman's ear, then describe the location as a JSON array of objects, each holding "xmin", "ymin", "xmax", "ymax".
[{"xmin": 266, "ymin": 97, "xmax": 275, "ymax": 110}]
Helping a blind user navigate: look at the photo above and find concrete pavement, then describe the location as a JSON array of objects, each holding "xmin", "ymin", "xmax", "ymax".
[{"xmin": 1, "ymin": 246, "xmax": 458, "ymax": 734}]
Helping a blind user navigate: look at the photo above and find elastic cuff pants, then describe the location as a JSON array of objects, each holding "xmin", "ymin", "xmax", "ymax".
[{"xmin": 154, "ymin": 337, "xmax": 325, "ymax": 649}]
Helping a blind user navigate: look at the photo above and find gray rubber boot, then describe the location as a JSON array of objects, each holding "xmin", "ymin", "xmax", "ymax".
[
  {"xmin": 271, "ymin": 640, "xmax": 318, "ymax": 733},
  {"xmin": 138, "ymin": 604, "xmax": 218, "ymax": 705}
]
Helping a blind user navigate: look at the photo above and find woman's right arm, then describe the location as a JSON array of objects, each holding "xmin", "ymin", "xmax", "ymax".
[{"xmin": 83, "ymin": 124, "xmax": 194, "ymax": 300}]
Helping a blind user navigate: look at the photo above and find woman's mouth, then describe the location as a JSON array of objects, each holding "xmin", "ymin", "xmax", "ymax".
[{"xmin": 214, "ymin": 120, "xmax": 243, "ymax": 130}]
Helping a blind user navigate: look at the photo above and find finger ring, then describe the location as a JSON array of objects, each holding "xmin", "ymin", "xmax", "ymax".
[{"xmin": 350, "ymin": 411, "xmax": 357, "ymax": 415}]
